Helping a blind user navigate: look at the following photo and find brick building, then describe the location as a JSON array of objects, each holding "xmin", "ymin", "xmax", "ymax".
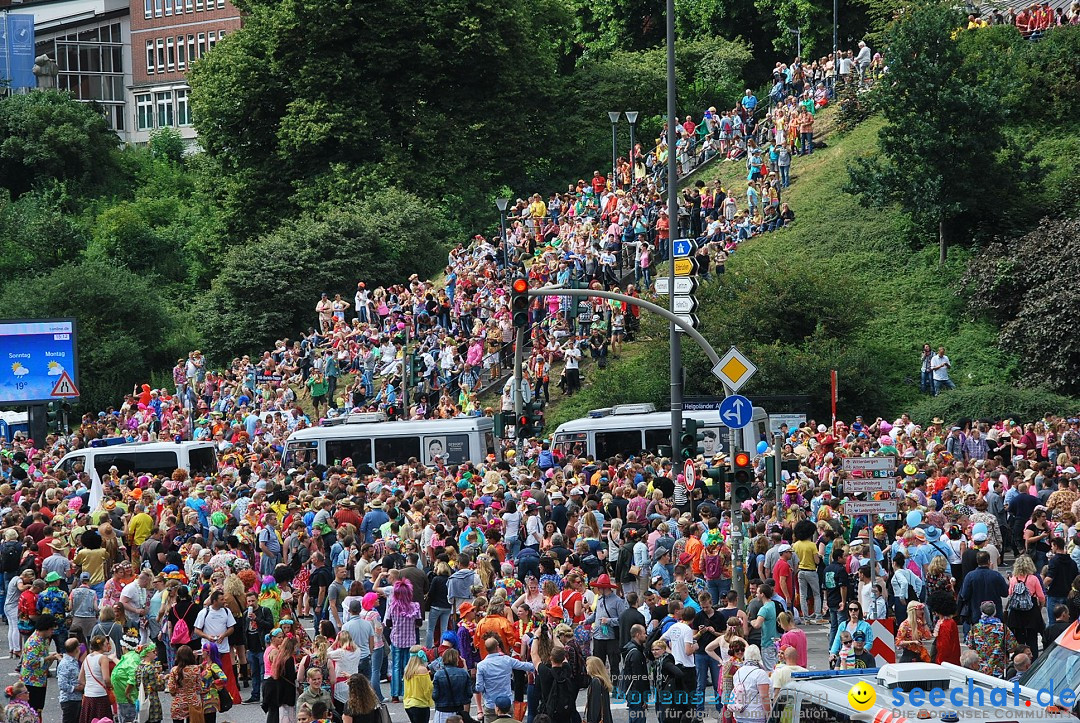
[{"xmin": 128, "ymin": 0, "xmax": 240, "ymax": 143}]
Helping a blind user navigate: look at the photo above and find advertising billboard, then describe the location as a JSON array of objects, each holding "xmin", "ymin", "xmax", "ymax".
[
  {"xmin": 0, "ymin": 319, "xmax": 79, "ymax": 404},
  {"xmin": 0, "ymin": 14, "xmax": 37, "ymax": 90}
]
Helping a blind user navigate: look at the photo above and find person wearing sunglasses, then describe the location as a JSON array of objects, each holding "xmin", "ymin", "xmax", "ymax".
[{"xmin": 828, "ymin": 601, "xmax": 873, "ymax": 669}]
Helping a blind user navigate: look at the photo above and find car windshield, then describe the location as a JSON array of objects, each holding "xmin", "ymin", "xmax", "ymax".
[{"xmin": 1021, "ymin": 642, "xmax": 1080, "ymax": 691}]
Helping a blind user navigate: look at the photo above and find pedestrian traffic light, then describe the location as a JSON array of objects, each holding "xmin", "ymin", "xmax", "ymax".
[
  {"xmin": 680, "ymin": 418, "xmax": 706, "ymax": 461},
  {"xmin": 46, "ymin": 401, "xmax": 61, "ymax": 434},
  {"xmin": 764, "ymin": 452, "xmax": 777, "ymax": 496},
  {"xmin": 731, "ymin": 450, "xmax": 753, "ymax": 504},
  {"xmin": 517, "ymin": 398, "xmax": 544, "ymax": 439},
  {"xmin": 705, "ymin": 466, "xmax": 727, "ymax": 501},
  {"xmin": 409, "ymin": 353, "xmax": 425, "ymax": 385},
  {"xmin": 511, "ymin": 276, "xmax": 530, "ymax": 329}
]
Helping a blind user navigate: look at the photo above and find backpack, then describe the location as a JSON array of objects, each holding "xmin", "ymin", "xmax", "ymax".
[
  {"xmin": 542, "ymin": 666, "xmax": 579, "ymax": 715},
  {"xmin": 728, "ymin": 666, "xmax": 753, "ymax": 714},
  {"xmin": 703, "ymin": 552, "xmax": 722, "ymax": 581},
  {"xmin": 564, "ymin": 641, "xmax": 590, "ymax": 690},
  {"xmin": 1008, "ymin": 576, "xmax": 1034, "ymax": 612},
  {"xmin": 0, "ymin": 541, "xmax": 21, "ymax": 573},
  {"xmin": 900, "ymin": 570, "xmax": 920, "ymax": 604},
  {"xmin": 170, "ymin": 604, "xmax": 193, "ymax": 644}
]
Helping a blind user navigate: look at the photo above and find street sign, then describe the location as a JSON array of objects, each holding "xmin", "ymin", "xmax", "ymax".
[
  {"xmin": 841, "ymin": 457, "xmax": 897, "ymax": 473},
  {"xmin": 843, "ymin": 477, "xmax": 897, "ymax": 495},
  {"xmin": 654, "ymin": 277, "xmax": 699, "ymax": 295},
  {"xmin": 674, "ymin": 313, "xmax": 700, "ymax": 332},
  {"xmin": 672, "ymin": 296, "xmax": 698, "ymax": 314},
  {"xmin": 49, "ymin": 371, "xmax": 80, "ymax": 398},
  {"xmin": 844, "ymin": 500, "xmax": 898, "ymax": 516},
  {"xmin": 711, "ymin": 346, "xmax": 757, "ymax": 392},
  {"xmin": 718, "ymin": 395, "xmax": 753, "ymax": 429},
  {"xmin": 673, "ymin": 257, "xmax": 698, "ymax": 276},
  {"xmin": 683, "ymin": 460, "xmax": 697, "ymax": 491},
  {"xmin": 672, "ymin": 238, "xmax": 697, "ymax": 258}
]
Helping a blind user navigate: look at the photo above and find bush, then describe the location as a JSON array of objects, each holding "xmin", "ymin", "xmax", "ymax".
[
  {"xmin": 148, "ymin": 127, "xmax": 186, "ymax": 163},
  {"xmin": 906, "ymin": 384, "xmax": 1079, "ymax": 426}
]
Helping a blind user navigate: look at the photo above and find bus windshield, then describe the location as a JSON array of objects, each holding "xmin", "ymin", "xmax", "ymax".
[{"xmin": 1021, "ymin": 640, "xmax": 1080, "ymax": 692}]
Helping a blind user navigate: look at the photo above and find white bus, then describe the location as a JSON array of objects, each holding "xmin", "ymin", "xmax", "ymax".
[
  {"xmin": 551, "ymin": 403, "xmax": 768, "ymax": 460},
  {"xmin": 56, "ymin": 440, "xmax": 219, "ymax": 479},
  {"xmin": 283, "ymin": 413, "xmax": 500, "ymax": 469}
]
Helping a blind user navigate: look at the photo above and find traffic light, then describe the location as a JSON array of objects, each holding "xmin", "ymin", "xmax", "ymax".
[
  {"xmin": 704, "ymin": 466, "xmax": 727, "ymax": 501},
  {"xmin": 566, "ymin": 276, "xmax": 580, "ymax": 320},
  {"xmin": 46, "ymin": 401, "xmax": 61, "ymax": 434},
  {"xmin": 517, "ymin": 399, "xmax": 544, "ymax": 439},
  {"xmin": 679, "ymin": 418, "xmax": 706, "ymax": 461},
  {"xmin": 409, "ymin": 353, "xmax": 425, "ymax": 385},
  {"xmin": 731, "ymin": 450, "xmax": 753, "ymax": 504},
  {"xmin": 511, "ymin": 276, "xmax": 530, "ymax": 329},
  {"xmin": 764, "ymin": 452, "xmax": 777, "ymax": 497}
]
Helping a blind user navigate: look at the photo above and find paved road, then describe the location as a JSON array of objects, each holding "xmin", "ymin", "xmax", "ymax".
[{"xmin": 3, "ymin": 617, "xmax": 836, "ymax": 723}]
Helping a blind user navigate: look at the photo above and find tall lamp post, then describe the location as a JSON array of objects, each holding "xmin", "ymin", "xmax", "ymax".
[
  {"xmin": 495, "ymin": 198, "xmax": 510, "ymax": 270},
  {"xmin": 607, "ymin": 111, "xmax": 620, "ymax": 189},
  {"xmin": 625, "ymin": 111, "xmax": 639, "ymax": 186},
  {"xmin": 787, "ymin": 25, "xmax": 802, "ymax": 58}
]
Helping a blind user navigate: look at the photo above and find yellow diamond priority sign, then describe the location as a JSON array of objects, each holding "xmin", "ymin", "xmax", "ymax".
[{"xmin": 711, "ymin": 346, "xmax": 756, "ymax": 393}]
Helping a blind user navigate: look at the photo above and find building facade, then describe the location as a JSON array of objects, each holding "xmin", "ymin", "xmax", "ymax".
[{"xmin": 128, "ymin": 0, "xmax": 240, "ymax": 143}]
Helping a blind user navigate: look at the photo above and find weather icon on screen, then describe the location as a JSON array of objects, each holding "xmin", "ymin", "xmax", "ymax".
[
  {"xmin": 47, "ymin": 361, "xmax": 65, "ymax": 376},
  {"xmin": 10, "ymin": 363, "xmax": 29, "ymax": 377}
]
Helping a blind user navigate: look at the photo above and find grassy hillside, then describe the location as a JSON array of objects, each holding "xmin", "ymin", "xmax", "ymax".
[{"xmin": 545, "ymin": 113, "xmax": 1012, "ymax": 428}]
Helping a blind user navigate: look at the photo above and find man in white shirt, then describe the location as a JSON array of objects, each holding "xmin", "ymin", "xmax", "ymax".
[
  {"xmin": 562, "ymin": 340, "xmax": 582, "ymax": 395},
  {"xmin": 196, "ymin": 590, "xmax": 239, "ymax": 700},
  {"xmin": 120, "ymin": 570, "xmax": 151, "ymax": 642},
  {"xmin": 661, "ymin": 607, "xmax": 697, "ymax": 667},
  {"xmin": 930, "ymin": 346, "xmax": 955, "ymax": 395}
]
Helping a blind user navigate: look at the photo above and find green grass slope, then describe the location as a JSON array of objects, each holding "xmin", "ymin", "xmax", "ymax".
[{"xmin": 546, "ymin": 114, "xmax": 1012, "ymax": 428}]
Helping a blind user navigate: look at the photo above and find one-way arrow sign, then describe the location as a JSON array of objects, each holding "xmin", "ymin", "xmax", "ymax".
[
  {"xmin": 672, "ymin": 296, "xmax": 698, "ymax": 314},
  {"xmin": 674, "ymin": 313, "xmax": 700, "ymax": 333}
]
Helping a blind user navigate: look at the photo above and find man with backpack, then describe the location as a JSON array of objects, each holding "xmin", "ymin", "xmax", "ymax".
[
  {"xmin": 537, "ymin": 647, "xmax": 580, "ymax": 723},
  {"xmin": 621, "ymin": 624, "xmax": 650, "ymax": 723},
  {"xmin": 958, "ymin": 550, "xmax": 1009, "ymax": 636}
]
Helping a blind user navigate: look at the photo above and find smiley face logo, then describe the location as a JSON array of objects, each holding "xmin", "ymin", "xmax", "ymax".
[{"xmin": 847, "ymin": 681, "xmax": 876, "ymax": 712}]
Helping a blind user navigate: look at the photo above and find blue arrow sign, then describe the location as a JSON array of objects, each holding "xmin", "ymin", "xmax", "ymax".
[
  {"xmin": 718, "ymin": 394, "xmax": 753, "ymax": 429},
  {"xmin": 672, "ymin": 238, "xmax": 697, "ymax": 258}
]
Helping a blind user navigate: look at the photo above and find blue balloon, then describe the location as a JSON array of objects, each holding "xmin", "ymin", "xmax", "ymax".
[
  {"xmin": 756, "ymin": 441, "xmax": 769, "ymax": 455},
  {"xmin": 906, "ymin": 510, "xmax": 923, "ymax": 528}
]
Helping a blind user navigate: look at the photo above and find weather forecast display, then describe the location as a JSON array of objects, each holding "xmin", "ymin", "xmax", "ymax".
[{"xmin": 0, "ymin": 319, "xmax": 78, "ymax": 404}]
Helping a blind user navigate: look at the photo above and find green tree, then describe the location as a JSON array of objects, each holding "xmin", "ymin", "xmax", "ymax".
[
  {"xmin": 0, "ymin": 92, "xmax": 121, "ymax": 197},
  {"xmin": 0, "ymin": 260, "xmax": 195, "ymax": 411},
  {"xmin": 0, "ymin": 186, "xmax": 87, "ymax": 279},
  {"xmin": 148, "ymin": 127, "xmax": 186, "ymax": 163},
  {"xmin": 196, "ymin": 189, "xmax": 453, "ymax": 356},
  {"xmin": 845, "ymin": 3, "xmax": 1009, "ymax": 266}
]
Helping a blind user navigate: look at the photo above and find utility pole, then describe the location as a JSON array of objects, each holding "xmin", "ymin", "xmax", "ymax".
[
  {"xmin": 665, "ymin": 0, "xmax": 682, "ymax": 461},
  {"xmin": 401, "ymin": 325, "xmax": 410, "ymax": 417},
  {"xmin": 513, "ymin": 326, "xmax": 525, "ymax": 455},
  {"xmin": 774, "ymin": 431, "xmax": 784, "ymax": 510},
  {"xmin": 730, "ymin": 423, "xmax": 745, "ymax": 608}
]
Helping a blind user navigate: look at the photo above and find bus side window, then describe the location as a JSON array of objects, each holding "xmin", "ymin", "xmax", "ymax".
[
  {"xmin": 374, "ymin": 436, "xmax": 421, "ymax": 466},
  {"xmin": 595, "ymin": 430, "xmax": 644, "ymax": 460}
]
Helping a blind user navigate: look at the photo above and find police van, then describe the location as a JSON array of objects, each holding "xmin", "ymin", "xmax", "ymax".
[
  {"xmin": 283, "ymin": 413, "xmax": 500, "ymax": 469},
  {"xmin": 774, "ymin": 663, "xmax": 1070, "ymax": 723},
  {"xmin": 551, "ymin": 403, "xmax": 768, "ymax": 461},
  {"xmin": 1019, "ymin": 618, "xmax": 1080, "ymax": 697},
  {"xmin": 56, "ymin": 439, "xmax": 219, "ymax": 479}
]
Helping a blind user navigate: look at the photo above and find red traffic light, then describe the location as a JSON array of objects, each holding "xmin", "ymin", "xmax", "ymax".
[
  {"xmin": 512, "ymin": 278, "xmax": 528, "ymax": 294},
  {"xmin": 734, "ymin": 452, "xmax": 750, "ymax": 467}
]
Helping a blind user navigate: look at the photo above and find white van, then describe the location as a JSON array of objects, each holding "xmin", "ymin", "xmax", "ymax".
[
  {"xmin": 775, "ymin": 663, "xmax": 1067, "ymax": 723},
  {"xmin": 283, "ymin": 413, "xmax": 500, "ymax": 469},
  {"xmin": 56, "ymin": 440, "xmax": 219, "ymax": 479},
  {"xmin": 551, "ymin": 403, "xmax": 768, "ymax": 461}
]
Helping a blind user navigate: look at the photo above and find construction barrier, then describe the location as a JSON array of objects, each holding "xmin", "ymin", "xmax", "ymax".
[{"xmin": 870, "ymin": 618, "xmax": 896, "ymax": 666}]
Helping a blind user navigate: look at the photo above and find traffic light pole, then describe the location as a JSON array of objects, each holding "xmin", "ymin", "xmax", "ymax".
[
  {"xmin": 729, "ymin": 422, "xmax": 745, "ymax": 608},
  {"xmin": 401, "ymin": 325, "xmax": 410, "ymax": 417},
  {"xmin": 774, "ymin": 432, "xmax": 784, "ymax": 510},
  {"xmin": 513, "ymin": 325, "xmax": 525, "ymax": 455},
  {"xmin": 665, "ymin": 0, "xmax": 682, "ymax": 472}
]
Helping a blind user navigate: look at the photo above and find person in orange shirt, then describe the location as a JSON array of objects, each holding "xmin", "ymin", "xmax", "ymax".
[
  {"xmin": 473, "ymin": 599, "xmax": 520, "ymax": 660},
  {"xmin": 683, "ymin": 525, "xmax": 705, "ymax": 576}
]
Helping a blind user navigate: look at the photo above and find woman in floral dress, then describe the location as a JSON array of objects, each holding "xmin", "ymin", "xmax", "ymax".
[
  {"xmin": 167, "ymin": 646, "xmax": 202, "ymax": 723},
  {"xmin": 197, "ymin": 643, "xmax": 229, "ymax": 723},
  {"xmin": 3, "ymin": 683, "xmax": 39, "ymax": 723},
  {"xmin": 135, "ymin": 646, "xmax": 165, "ymax": 723}
]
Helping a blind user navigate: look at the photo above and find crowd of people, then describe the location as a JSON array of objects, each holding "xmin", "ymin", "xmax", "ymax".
[{"xmin": 7, "ymin": 405, "xmax": 1080, "ymax": 723}]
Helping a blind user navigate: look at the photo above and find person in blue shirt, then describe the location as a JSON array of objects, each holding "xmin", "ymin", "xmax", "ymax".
[
  {"xmin": 360, "ymin": 500, "xmax": 390, "ymax": 544},
  {"xmin": 742, "ymin": 89, "xmax": 758, "ymax": 112}
]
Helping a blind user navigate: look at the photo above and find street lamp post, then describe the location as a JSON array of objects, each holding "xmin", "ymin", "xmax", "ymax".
[
  {"xmin": 625, "ymin": 111, "xmax": 639, "ymax": 186},
  {"xmin": 833, "ymin": 0, "xmax": 840, "ymax": 91},
  {"xmin": 495, "ymin": 197, "xmax": 510, "ymax": 270},
  {"xmin": 607, "ymin": 111, "xmax": 620, "ymax": 189},
  {"xmin": 787, "ymin": 25, "xmax": 802, "ymax": 58}
]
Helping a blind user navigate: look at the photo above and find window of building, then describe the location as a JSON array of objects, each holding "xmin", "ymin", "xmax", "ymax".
[
  {"xmin": 166, "ymin": 37, "xmax": 175, "ymax": 71},
  {"xmin": 164, "ymin": 0, "xmax": 172, "ymax": 16},
  {"xmin": 177, "ymin": 37, "xmax": 186, "ymax": 70},
  {"xmin": 145, "ymin": 40, "xmax": 154, "ymax": 74},
  {"xmin": 136, "ymin": 93, "xmax": 154, "ymax": 130},
  {"xmin": 46, "ymin": 22, "xmax": 126, "ymax": 133},
  {"xmin": 155, "ymin": 91, "xmax": 174, "ymax": 127},
  {"xmin": 197, "ymin": 33, "xmax": 206, "ymax": 58},
  {"xmin": 185, "ymin": 0, "xmax": 193, "ymax": 11},
  {"xmin": 207, "ymin": 31, "xmax": 217, "ymax": 51},
  {"xmin": 176, "ymin": 89, "xmax": 191, "ymax": 126},
  {"xmin": 156, "ymin": 38, "xmax": 165, "ymax": 73},
  {"xmin": 144, "ymin": 0, "xmax": 152, "ymax": 18},
  {"xmin": 217, "ymin": 0, "xmax": 225, "ymax": 9},
  {"xmin": 195, "ymin": 0, "xmax": 203, "ymax": 12},
  {"xmin": 154, "ymin": 0, "xmax": 163, "ymax": 16},
  {"xmin": 187, "ymin": 35, "xmax": 196, "ymax": 65}
]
